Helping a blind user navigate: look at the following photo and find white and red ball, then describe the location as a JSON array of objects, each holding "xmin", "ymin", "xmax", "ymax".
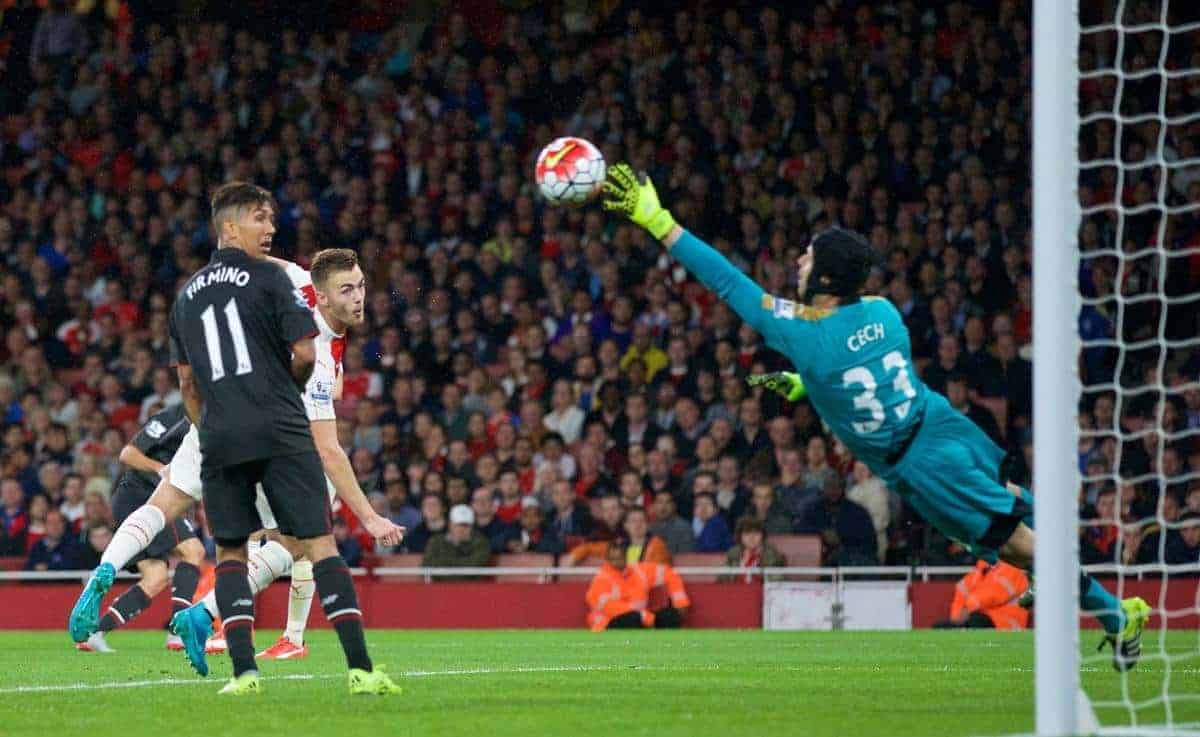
[{"xmin": 534, "ymin": 137, "xmax": 606, "ymax": 206}]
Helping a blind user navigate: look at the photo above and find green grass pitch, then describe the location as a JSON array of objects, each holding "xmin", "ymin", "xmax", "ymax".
[{"xmin": 0, "ymin": 630, "xmax": 1197, "ymax": 737}]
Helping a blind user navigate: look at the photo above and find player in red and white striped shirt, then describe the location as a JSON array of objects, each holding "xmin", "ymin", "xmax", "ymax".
[{"xmin": 200, "ymin": 249, "xmax": 402, "ymax": 660}]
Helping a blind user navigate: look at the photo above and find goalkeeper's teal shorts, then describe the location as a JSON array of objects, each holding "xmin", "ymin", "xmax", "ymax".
[{"xmin": 880, "ymin": 392, "xmax": 1034, "ymax": 563}]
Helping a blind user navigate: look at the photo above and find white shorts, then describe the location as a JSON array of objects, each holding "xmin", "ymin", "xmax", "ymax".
[
  {"xmin": 254, "ymin": 475, "xmax": 337, "ymax": 531},
  {"xmin": 170, "ymin": 426, "xmax": 336, "ymax": 532},
  {"xmin": 166, "ymin": 425, "xmax": 204, "ymax": 502}
]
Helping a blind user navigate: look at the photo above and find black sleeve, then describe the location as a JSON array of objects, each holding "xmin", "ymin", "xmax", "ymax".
[
  {"xmin": 267, "ymin": 264, "xmax": 318, "ymax": 344},
  {"xmin": 130, "ymin": 422, "xmax": 160, "ymax": 454},
  {"xmin": 130, "ymin": 405, "xmax": 181, "ymax": 454},
  {"xmin": 169, "ymin": 308, "xmax": 188, "ymax": 366}
]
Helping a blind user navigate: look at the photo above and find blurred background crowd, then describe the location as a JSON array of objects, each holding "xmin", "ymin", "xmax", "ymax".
[{"xmin": 0, "ymin": 0, "xmax": 1198, "ymax": 574}]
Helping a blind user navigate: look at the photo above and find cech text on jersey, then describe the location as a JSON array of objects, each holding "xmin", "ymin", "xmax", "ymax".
[{"xmin": 846, "ymin": 323, "xmax": 885, "ymax": 352}]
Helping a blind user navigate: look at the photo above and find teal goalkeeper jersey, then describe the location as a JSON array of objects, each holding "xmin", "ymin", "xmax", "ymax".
[{"xmin": 671, "ymin": 230, "xmax": 930, "ymax": 471}]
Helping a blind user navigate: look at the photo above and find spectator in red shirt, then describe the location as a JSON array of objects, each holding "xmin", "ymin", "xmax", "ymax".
[
  {"xmin": 494, "ymin": 469, "xmax": 524, "ymax": 525},
  {"xmin": 23, "ymin": 493, "xmax": 50, "ymax": 554}
]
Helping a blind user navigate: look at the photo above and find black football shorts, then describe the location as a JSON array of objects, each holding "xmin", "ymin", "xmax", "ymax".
[{"xmin": 201, "ymin": 450, "xmax": 331, "ymax": 541}]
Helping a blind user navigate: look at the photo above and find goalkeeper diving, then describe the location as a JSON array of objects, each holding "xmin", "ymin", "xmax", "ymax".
[{"xmin": 601, "ymin": 163, "xmax": 1149, "ymax": 670}]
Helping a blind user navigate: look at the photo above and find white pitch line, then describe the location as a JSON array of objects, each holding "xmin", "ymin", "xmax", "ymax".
[{"xmin": 0, "ymin": 664, "xmax": 679, "ymax": 695}]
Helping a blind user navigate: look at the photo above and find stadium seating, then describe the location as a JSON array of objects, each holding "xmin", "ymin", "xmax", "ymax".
[
  {"xmin": 493, "ymin": 553, "xmax": 555, "ymax": 583},
  {"xmin": 769, "ymin": 536, "xmax": 824, "ymax": 568},
  {"xmin": 374, "ymin": 554, "xmax": 427, "ymax": 582},
  {"xmin": 671, "ymin": 553, "xmax": 726, "ymax": 583}
]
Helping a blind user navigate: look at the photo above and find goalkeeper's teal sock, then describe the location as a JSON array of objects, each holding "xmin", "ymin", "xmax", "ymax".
[{"xmin": 1080, "ymin": 574, "xmax": 1124, "ymax": 634}]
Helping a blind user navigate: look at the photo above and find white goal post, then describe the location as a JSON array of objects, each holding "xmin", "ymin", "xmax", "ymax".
[
  {"xmin": 1036, "ymin": 1, "xmax": 1200, "ymax": 735},
  {"xmin": 1032, "ymin": 0, "xmax": 1083, "ymax": 735}
]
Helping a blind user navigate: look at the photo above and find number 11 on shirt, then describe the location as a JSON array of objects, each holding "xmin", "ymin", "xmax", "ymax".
[{"xmin": 199, "ymin": 297, "xmax": 254, "ymax": 382}]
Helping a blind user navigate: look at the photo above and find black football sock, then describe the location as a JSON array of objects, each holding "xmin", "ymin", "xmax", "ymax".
[
  {"xmin": 98, "ymin": 585, "xmax": 152, "ymax": 632},
  {"xmin": 215, "ymin": 560, "xmax": 257, "ymax": 676},
  {"xmin": 313, "ymin": 556, "xmax": 371, "ymax": 671},
  {"xmin": 170, "ymin": 562, "xmax": 201, "ymax": 615}
]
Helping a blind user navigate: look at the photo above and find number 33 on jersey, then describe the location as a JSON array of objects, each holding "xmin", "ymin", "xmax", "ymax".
[{"xmin": 753, "ymin": 293, "xmax": 929, "ymax": 470}]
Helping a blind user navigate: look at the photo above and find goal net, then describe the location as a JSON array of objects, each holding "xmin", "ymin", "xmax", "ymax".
[{"xmin": 1036, "ymin": 0, "xmax": 1200, "ymax": 735}]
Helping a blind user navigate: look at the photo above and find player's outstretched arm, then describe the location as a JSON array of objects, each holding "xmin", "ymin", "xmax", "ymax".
[
  {"xmin": 310, "ymin": 419, "xmax": 404, "ymax": 547},
  {"xmin": 602, "ymin": 163, "xmax": 793, "ymax": 352}
]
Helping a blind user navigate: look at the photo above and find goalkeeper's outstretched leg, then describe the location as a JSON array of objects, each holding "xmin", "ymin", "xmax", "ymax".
[{"xmin": 996, "ymin": 519, "xmax": 1150, "ymax": 672}]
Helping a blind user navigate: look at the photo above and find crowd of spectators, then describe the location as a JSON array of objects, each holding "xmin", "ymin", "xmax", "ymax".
[{"xmin": 0, "ymin": 0, "xmax": 1199, "ymax": 575}]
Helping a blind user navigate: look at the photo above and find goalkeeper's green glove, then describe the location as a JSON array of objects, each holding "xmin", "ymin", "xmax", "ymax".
[
  {"xmin": 747, "ymin": 372, "xmax": 807, "ymax": 401},
  {"xmin": 600, "ymin": 162, "xmax": 678, "ymax": 240}
]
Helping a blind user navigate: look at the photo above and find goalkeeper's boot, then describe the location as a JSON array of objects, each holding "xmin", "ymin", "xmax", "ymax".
[
  {"xmin": 217, "ymin": 671, "xmax": 260, "ymax": 696},
  {"xmin": 170, "ymin": 602, "xmax": 213, "ymax": 677},
  {"xmin": 747, "ymin": 372, "xmax": 806, "ymax": 401},
  {"xmin": 349, "ymin": 668, "xmax": 403, "ymax": 695},
  {"xmin": 69, "ymin": 562, "xmax": 116, "ymax": 642},
  {"xmin": 1097, "ymin": 596, "xmax": 1151, "ymax": 672}
]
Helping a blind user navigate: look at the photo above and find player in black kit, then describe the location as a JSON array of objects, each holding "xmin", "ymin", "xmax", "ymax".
[
  {"xmin": 76, "ymin": 403, "xmax": 205, "ymax": 654},
  {"xmin": 167, "ymin": 181, "xmax": 400, "ymax": 696}
]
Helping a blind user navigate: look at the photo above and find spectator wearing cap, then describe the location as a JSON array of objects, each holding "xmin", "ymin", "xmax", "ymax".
[
  {"xmin": 502, "ymin": 496, "xmax": 564, "ymax": 555},
  {"xmin": 470, "ymin": 486, "xmax": 515, "ymax": 553},
  {"xmin": 692, "ymin": 492, "xmax": 733, "ymax": 553},
  {"xmin": 722, "ymin": 517, "xmax": 787, "ymax": 583},
  {"xmin": 421, "ymin": 504, "xmax": 492, "ymax": 580}
]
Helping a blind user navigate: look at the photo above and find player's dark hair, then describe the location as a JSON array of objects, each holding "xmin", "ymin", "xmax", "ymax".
[
  {"xmin": 210, "ymin": 181, "xmax": 274, "ymax": 238},
  {"xmin": 310, "ymin": 248, "xmax": 360, "ymax": 289}
]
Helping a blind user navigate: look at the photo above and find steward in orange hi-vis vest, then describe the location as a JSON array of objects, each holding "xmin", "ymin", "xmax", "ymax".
[
  {"xmin": 585, "ymin": 542, "xmax": 691, "ymax": 631},
  {"xmin": 936, "ymin": 560, "xmax": 1030, "ymax": 631}
]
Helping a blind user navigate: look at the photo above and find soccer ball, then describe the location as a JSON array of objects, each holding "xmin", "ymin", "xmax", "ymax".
[{"xmin": 535, "ymin": 137, "xmax": 606, "ymax": 206}]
